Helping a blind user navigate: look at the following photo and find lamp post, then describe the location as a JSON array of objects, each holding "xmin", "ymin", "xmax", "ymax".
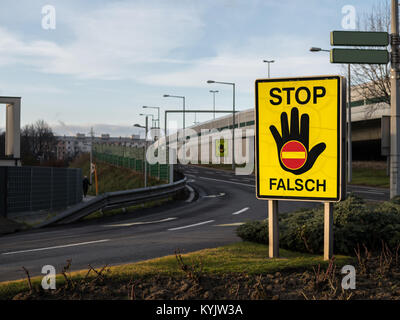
[
  {"xmin": 87, "ymin": 127, "xmax": 95, "ymax": 185},
  {"xmin": 210, "ymin": 90, "xmax": 219, "ymax": 119},
  {"xmin": 207, "ymin": 80, "xmax": 236, "ymax": 171},
  {"xmin": 163, "ymin": 95, "xmax": 185, "ymax": 131},
  {"xmin": 164, "ymin": 94, "xmax": 186, "ymax": 164},
  {"xmin": 310, "ymin": 46, "xmax": 352, "ymax": 183},
  {"xmin": 263, "ymin": 60, "xmax": 275, "ymax": 78},
  {"xmin": 134, "ymin": 117, "xmax": 149, "ymax": 188},
  {"xmin": 140, "ymin": 113, "xmax": 155, "ymax": 128},
  {"xmin": 193, "ymin": 112, "xmax": 199, "ymax": 125},
  {"xmin": 143, "ymin": 106, "xmax": 160, "ymax": 128}
]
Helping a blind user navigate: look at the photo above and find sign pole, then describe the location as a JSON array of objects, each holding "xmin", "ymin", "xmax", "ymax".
[
  {"xmin": 268, "ymin": 200, "xmax": 279, "ymax": 258},
  {"xmin": 144, "ymin": 116, "xmax": 148, "ymax": 188},
  {"xmin": 390, "ymin": 0, "xmax": 400, "ymax": 198},
  {"xmin": 347, "ymin": 64, "xmax": 352, "ymax": 183},
  {"xmin": 324, "ymin": 202, "xmax": 333, "ymax": 260}
]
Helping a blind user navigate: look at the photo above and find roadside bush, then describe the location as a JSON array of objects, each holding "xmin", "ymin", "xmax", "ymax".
[
  {"xmin": 236, "ymin": 195, "xmax": 400, "ymax": 255},
  {"xmin": 236, "ymin": 220, "xmax": 267, "ymax": 244}
]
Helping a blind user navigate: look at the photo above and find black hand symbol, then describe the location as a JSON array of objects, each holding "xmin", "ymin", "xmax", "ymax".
[{"xmin": 269, "ymin": 107, "xmax": 326, "ymax": 175}]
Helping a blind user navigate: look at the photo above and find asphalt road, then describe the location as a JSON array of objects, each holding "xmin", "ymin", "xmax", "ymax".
[{"xmin": 0, "ymin": 165, "xmax": 389, "ymax": 282}]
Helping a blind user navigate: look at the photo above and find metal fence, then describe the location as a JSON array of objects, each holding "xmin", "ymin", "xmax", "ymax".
[
  {"xmin": 93, "ymin": 143, "xmax": 144, "ymax": 159},
  {"xmin": 93, "ymin": 151, "xmax": 169, "ymax": 181},
  {"xmin": 38, "ymin": 173, "xmax": 187, "ymax": 227},
  {"xmin": 0, "ymin": 166, "xmax": 82, "ymax": 217}
]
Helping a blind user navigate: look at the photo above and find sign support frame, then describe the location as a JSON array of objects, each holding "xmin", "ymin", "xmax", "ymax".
[
  {"xmin": 324, "ymin": 202, "xmax": 334, "ymax": 260},
  {"xmin": 255, "ymin": 75, "xmax": 347, "ymax": 261},
  {"xmin": 268, "ymin": 199, "xmax": 279, "ymax": 258}
]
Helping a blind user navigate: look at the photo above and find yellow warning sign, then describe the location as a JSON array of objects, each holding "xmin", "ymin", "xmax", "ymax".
[
  {"xmin": 255, "ymin": 76, "xmax": 346, "ymax": 202},
  {"xmin": 216, "ymin": 139, "xmax": 227, "ymax": 157}
]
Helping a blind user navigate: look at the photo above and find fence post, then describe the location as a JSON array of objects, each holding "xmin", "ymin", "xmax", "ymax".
[
  {"xmin": 50, "ymin": 167, "xmax": 54, "ymax": 210},
  {"xmin": 0, "ymin": 167, "xmax": 7, "ymax": 217},
  {"xmin": 30, "ymin": 167, "xmax": 33, "ymax": 212},
  {"xmin": 66, "ymin": 168, "xmax": 70, "ymax": 206}
]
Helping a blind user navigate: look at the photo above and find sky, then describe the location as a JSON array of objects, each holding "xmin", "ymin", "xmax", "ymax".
[{"xmin": 0, "ymin": 0, "xmax": 386, "ymax": 136}]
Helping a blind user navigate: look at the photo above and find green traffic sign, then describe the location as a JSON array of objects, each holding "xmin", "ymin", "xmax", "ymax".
[
  {"xmin": 330, "ymin": 31, "xmax": 389, "ymax": 46},
  {"xmin": 330, "ymin": 48, "xmax": 389, "ymax": 64}
]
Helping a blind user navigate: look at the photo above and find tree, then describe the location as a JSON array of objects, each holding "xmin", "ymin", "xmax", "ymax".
[
  {"xmin": 348, "ymin": 1, "xmax": 391, "ymax": 111},
  {"xmin": 21, "ymin": 120, "xmax": 57, "ymax": 165}
]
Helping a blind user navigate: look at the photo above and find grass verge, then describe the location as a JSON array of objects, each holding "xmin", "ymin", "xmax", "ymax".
[
  {"xmin": 82, "ymin": 197, "xmax": 173, "ymax": 221},
  {"xmin": 194, "ymin": 163, "xmax": 389, "ymax": 188},
  {"xmin": 351, "ymin": 167, "xmax": 389, "ymax": 188},
  {"xmin": 0, "ymin": 241, "xmax": 352, "ymax": 300},
  {"xmin": 70, "ymin": 153, "xmax": 163, "ymax": 195}
]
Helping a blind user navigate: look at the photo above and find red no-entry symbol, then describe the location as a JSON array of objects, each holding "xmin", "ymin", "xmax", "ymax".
[{"xmin": 280, "ymin": 140, "xmax": 307, "ymax": 170}]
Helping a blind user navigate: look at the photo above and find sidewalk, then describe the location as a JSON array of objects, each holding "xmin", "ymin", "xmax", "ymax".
[
  {"xmin": 82, "ymin": 195, "xmax": 96, "ymax": 202},
  {"xmin": 4, "ymin": 196, "xmax": 94, "ymax": 230},
  {"xmin": 0, "ymin": 216, "xmax": 24, "ymax": 235}
]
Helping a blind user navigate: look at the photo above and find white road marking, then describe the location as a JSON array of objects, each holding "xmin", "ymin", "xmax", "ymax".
[
  {"xmin": 2, "ymin": 239, "xmax": 110, "ymax": 256},
  {"xmin": 168, "ymin": 220, "xmax": 215, "ymax": 231},
  {"xmin": 232, "ymin": 207, "xmax": 249, "ymax": 215},
  {"xmin": 200, "ymin": 177, "xmax": 385, "ymax": 197},
  {"xmin": 352, "ymin": 190, "xmax": 386, "ymax": 195},
  {"xmin": 215, "ymin": 222, "xmax": 245, "ymax": 227},
  {"xmin": 203, "ymin": 192, "xmax": 226, "ymax": 198},
  {"xmin": 200, "ymin": 176, "xmax": 254, "ymax": 187},
  {"xmin": 186, "ymin": 185, "xmax": 195, "ymax": 203},
  {"xmin": 104, "ymin": 217, "xmax": 177, "ymax": 227}
]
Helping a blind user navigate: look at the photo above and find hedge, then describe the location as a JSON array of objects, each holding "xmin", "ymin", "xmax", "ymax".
[{"xmin": 236, "ymin": 195, "xmax": 400, "ymax": 255}]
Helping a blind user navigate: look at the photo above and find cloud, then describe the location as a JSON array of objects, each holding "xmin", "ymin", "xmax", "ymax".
[
  {"xmin": 141, "ymin": 35, "xmax": 341, "ymax": 92},
  {"xmin": 0, "ymin": 1, "xmax": 205, "ymax": 79},
  {"xmin": 52, "ymin": 121, "xmax": 143, "ymax": 137},
  {"xmin": 0, "ymin": 81, "xmax": 67, "ymax": 96},
  {"xmin": 0, "ymin": 0, "xmax": 342, "ymax": 97}
]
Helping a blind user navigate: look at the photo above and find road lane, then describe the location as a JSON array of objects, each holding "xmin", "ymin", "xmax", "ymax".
[
  {"xmin": 0, "ymin": 164, "xmax": 389, "ymax": 282},
  {"xmin": 168, "ymin": 220, "xmax": 215, "ymax": 231},
  {"xmin": 2, "ymin": 239, "xmax": 111, "ymax": 256}
]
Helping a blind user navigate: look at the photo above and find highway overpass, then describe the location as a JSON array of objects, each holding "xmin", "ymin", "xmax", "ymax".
[{"xmin": 177, "ymin": 97, "xmax": 390, "ymax": 161}]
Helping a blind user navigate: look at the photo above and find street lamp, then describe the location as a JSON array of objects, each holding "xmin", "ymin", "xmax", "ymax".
[
  {"xmin": 310, "ymin": 46, "xmax": 352, "ymax": 183},
  {"xmin": 143, "ymin": 106, "xmax": 160, "ymax": 129},
  {"xmin": 263, "ymin": 60, "xmax": 275, "ymax": 78},
  {"xmin": 140, "ymin": 113, "xmax": 155, "ymax": 128},
  {"xmin": 210, "ymin": 90, "xmax": 219, "ymax": 119},
  {"xmin": 163, "ymin": 94, "xmax": 185, "ymax": 131},
  {"xmin": 134, "ymin": 116, "xmax": 149, "ymax": 188},
  {"xmin": 207, "ymin": 80, "xmax": 236, "ymax": 171},
  {"xmin": 309, "ymin": 47, "xmax": 330, "ymax": 52}
]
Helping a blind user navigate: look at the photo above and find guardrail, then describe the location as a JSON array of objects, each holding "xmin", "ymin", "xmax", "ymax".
[{"xmin": 37, "ymin": 174, "xmax": 187, "ymax": 228}]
